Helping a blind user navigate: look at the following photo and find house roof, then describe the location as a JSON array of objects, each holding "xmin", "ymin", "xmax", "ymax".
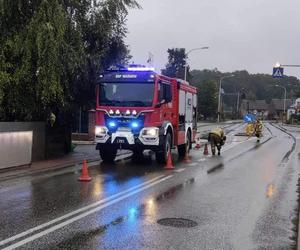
[
  {"xmin": 241, "ymin": 100, "xmax": 268, "ymax": 111},
  {"xmin": 270, "ymin": 99, "xmax": 294, "ymax": 110}
]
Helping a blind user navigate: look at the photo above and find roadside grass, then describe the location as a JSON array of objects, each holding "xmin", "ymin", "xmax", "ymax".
[{"xmin": 289, "ymin": 176, "xmax": 300, "ymax": 250}]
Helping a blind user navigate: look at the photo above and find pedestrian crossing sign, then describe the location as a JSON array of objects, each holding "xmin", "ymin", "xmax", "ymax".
[{"xmin": 273, "ymin": 67, "xmax": 284, "ymax": 78}]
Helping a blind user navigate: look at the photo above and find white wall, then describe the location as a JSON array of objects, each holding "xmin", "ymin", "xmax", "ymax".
[{"xmin": 0, "ymin": 131, "xmax": 33, "ymax": 169}]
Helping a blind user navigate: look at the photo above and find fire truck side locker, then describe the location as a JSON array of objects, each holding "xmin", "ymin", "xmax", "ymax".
[{"xmin": 177, "ymin": 87, "xmax": 193, "ymax": 157}]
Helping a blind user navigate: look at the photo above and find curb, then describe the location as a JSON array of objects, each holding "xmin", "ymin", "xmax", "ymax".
[
  {"xmin": 0, "ymin": 152, "xmax": 133, "ymax": 182},
  {"xmin": 72, "ymin": 141, "xmax": 96, "ymax": 145}
]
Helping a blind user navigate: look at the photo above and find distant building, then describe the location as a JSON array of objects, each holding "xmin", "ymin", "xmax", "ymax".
[
  {"xmin": 269, "ymin": 99, "xmax": 294, "ymax": 119},
  {"xmin": 291, "ymin": 98, "xmax": 300, "ymax": 109},
  {"xmin": 240, "ymin": 100, "xmax": 269, "ymax": 119},
  {"xmin": 287, "ymin": 98, "xmax": 300, "ymax": 121},
  {"xmin": 239, "ymin": 98, "xmax": 299, "ymax": 120}
]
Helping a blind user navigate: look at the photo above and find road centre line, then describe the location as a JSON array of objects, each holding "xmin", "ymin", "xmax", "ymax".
[
  {"xmin": 3, "ymin": 175, "xmax": 173, "ymax": 250},
  {"xmin": 222, "ymin": 137, "xmax": 254, "ymax": 152},
  {"xmin": 0, "ymin": 174, "xmax": 166, "ymax": 247},
  {"xmin": 173, "ymin": 168, "xmax": 186, "ymax": 173}
]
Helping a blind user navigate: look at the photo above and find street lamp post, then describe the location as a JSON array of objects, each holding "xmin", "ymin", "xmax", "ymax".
[
  {"xmin": 236, "ymin": 88, "xmax": 246, "ymax": 119},
  {"xmin": 184, "ymin": 47, "xmax": 209, "ymax": 82},
  {"xmin": 275, "ymin": 84, "xmax": 287, "ymax": 124},
  {"xmin": 218, "ymin": 75, "xmax": 235, "ymax": 123}
]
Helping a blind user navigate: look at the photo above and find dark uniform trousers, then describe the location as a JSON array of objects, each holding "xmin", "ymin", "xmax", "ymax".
[{"xmin": 209, "ymin": 133, "xmax": 223, "ymax": 155}]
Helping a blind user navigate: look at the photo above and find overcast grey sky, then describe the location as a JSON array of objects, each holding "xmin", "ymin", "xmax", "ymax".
[{"xmin": 126, "ymin": 0, "xmax": 300, "ymax": 79}]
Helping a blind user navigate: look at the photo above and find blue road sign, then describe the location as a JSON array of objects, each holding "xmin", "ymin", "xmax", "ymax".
[
  {"xmin": 273, "ymin": 67, "xmax": 284, "ymax": 78},
  {"xmin": 244, "ymin": 113, "xmax": 256, "ymax": 123}
]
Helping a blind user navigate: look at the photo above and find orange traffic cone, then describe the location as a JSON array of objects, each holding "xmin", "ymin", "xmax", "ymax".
[
  {"xmin": 164, "ymin": 150, "xmax": 175, "ymax": 170},
  {"xmin": 183, "ymin": 147, "xmax": 192, "ymax": 163},
  {"xmin": 78, "ymin": 159, "xmax": 92, "ymax": 181},
  {"xmin": 195, "ymin": 134, "xmax": 201, "ymax": 149},
  {"xmin": 203, "ymin": 143, "xmax": 209, "ymax": 155}
]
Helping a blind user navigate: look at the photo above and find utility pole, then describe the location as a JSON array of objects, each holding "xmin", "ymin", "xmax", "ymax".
[
  {"xmin": 236, "ymin": 88, "xmax": 246, "ymax": 119},
  {"xmin": 275, "ymin": 85, "xmax": 287, "ymax": 124},
  {"xmin": 218, "ymin": 75, "xmax": 234, "ymax": 123}
]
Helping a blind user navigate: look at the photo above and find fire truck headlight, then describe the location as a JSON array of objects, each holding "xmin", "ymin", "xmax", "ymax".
[
  {"xmin": 126, "ymin": 110, "xmax": 131, "ymax": 115},
  {"xmin": 115, "ymin": 110, "xmax": 120, "ymax": 115},
  {"xmin": 95, "ymin": 126, "xmax": 107, "ymax": 135},
  {"xmin": 132, "ymin": 110, "xmax": 137, "ymax": 116},
  {"xmin": 141, "ymin": 127, "xmax": 159, "ymax": 137},
  {"xmin": 109, "ymin": 110, "xmax": 114, "ymax": 115}
]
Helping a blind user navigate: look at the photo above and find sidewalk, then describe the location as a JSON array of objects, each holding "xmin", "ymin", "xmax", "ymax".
[
  {"xmin": 0, "ymin": 144, "xmax": 100, "ymax": 181},
  {"xmin": 197, "ymin": 120, "xmax": 242, "ymax": 127}
]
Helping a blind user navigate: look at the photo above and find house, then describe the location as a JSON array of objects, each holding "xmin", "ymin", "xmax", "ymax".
[
  {"xmin": 239, "ymin": 98, "xmax": 298, "ymax": 121},
  {"xmin": 269, "ymin": 99, "xmax": 294, "ymax": 119},
  {"xmin": 240, "ymin": 100, "xmax": 269, "ymax": 119},
  {"xmin": 287, "ymin": 98, "xmax": 300, "ymax": 121}
]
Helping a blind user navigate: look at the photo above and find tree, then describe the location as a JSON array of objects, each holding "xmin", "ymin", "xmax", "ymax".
[
  {"xmin": 197, "ymin": 80, "xmax": 218, "ymax": 119},
  {"xmin": 162, "ymin": 48, "xmax": 187, "ymax": 79},
  {"xmin": 0, "ymin": 0, "xmax": 140, "ymax": 154},
  {"xmin": 0, "ymin": 0, "xmax": 140, "ymax": 121},
  {"xmin": 191, "ymin": 69, "xmax": 300, "ymax": 111}
]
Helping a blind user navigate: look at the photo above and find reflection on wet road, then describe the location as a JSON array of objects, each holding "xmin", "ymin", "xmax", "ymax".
[{"xmin": 0, "ymin": 122, "xmax": 300, "ymax": 250}]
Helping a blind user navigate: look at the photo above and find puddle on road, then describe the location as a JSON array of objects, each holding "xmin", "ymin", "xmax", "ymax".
[{"xmin": 57, "ymin": 178, "xmax": 195, "ymax": 247}]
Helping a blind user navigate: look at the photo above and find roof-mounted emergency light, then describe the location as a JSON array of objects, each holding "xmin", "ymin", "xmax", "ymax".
[{"xmin": 127, "ymin": 67, "xmax": 155, "ymax": 72}]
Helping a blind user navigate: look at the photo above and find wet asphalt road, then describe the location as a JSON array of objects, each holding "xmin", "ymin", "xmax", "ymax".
[{"xmin": 1, "ymin": 122, "xmax": 300, "ymax": 250}]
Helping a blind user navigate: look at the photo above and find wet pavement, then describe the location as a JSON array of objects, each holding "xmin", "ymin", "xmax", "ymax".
[{"xmin": 0, "ymin": 122, "xmax": 300, "ymax": 250}]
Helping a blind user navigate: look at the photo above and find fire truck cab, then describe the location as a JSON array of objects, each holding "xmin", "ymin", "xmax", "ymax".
[{"xmin": 95, "ymin": 65, "xmax": 198, "ymax": 164}]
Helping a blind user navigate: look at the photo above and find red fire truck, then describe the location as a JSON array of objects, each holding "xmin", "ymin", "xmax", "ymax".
[{"xmin": 94, "ymin": 65, "xmax": 198, "ymax": 164}]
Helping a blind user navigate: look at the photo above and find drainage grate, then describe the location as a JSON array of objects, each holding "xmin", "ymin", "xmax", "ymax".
[{"xmin": 157, "ymin": 218, "xmax": 198, "ymax": 228}]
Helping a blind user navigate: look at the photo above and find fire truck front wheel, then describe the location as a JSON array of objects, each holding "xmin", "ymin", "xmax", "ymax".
[
  {"xmin": 156, "ymin": 133, "xmax": 172, "ymax": 164},
  {"xmin": 99, "ymin": 148, "xmax": 117, "ymax": 163}
]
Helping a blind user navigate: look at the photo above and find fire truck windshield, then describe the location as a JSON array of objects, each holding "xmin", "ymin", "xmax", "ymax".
[{"xmin": 99, "ymin": 82, "xmax": 154, "ymax": 107}]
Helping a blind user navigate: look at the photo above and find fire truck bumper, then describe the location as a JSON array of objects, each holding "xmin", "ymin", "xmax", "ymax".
[{"xmin": 95, "ymin": 127, "xmax": 162, "ymax": 150}]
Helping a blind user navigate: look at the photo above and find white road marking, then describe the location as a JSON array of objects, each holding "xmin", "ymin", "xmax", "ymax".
[
  {"xmin": 2, "ymin": 175, "xmax": 173, "ymax": 250},
  {"xmin": 222, "ymin": 137, "xmax": 255, "ymax": 153},
  {"xmin": 197, "ymin": 158, "xmax": 206, "ymax": 162},
  {"xmin": 0, "ymin": 174, "xmax": 166, "ymax": 247},
  {"xmin": 173, "ymin": 168, "xmax": 186, "ymax": 173}
]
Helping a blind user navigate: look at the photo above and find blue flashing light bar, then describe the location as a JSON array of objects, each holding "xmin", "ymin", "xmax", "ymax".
[{"xmin": 127, "ymin": 67, "xmax": 155, "ymax": 72}]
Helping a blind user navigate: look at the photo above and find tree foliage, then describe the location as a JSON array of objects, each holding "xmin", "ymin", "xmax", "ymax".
[
  {"xmin": 196, "ymin": 80, "xmax": 218, "ymax": 119},
  {"xmin": 0, "ymin": 0, "xmax": 140, "ymax": 121},
  {"xmin": 162, "ymin": 48, "xmax": 187, "ymax": 79},
  {"xmin": 191, "ymin": 69, "xmax": 300, "ymax": 117}
]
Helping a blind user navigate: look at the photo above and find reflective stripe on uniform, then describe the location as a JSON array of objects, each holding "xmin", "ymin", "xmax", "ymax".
[{"xmin": 210, "ymin": 128, "xmax": 224, "ymax": 138}]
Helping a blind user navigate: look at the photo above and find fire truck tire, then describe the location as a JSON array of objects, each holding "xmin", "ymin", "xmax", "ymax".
[
  {"xmin": 177, "ymin": 130, "xmax": 191, "ymax": 158},
  {"xmin": 156, "ymin": 133, "xmax": 172, "ymax": 164},
  {"xmin": 99, "ymin": 148, "xmax": 117, "ymax": 163}
]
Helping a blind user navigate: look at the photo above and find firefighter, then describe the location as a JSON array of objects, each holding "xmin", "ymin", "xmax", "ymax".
[
  {"xmin": 208, "ymin": 128, "xmax": 226, "ymax": 155},
  {"xmin": 254, "ymin": 119, "xmax": 263, "ymax": 142}
]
